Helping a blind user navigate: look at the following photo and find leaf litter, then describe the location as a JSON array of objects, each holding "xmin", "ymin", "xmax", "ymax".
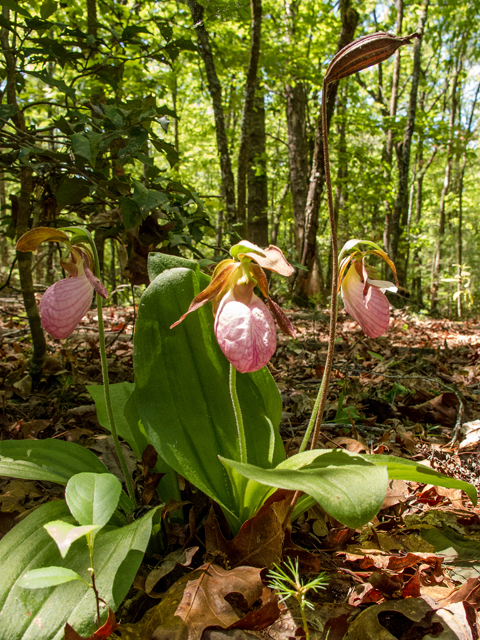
[{"xmin": 2, "ymin": 297, "xmax": 480, "ymax": 638}]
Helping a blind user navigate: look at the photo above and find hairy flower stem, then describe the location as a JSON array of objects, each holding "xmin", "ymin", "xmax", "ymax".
[
  {"xmin": 89, "ymin": 234, "xmax": 136, "ymax": 506},
  {"xmin": 283, "ymin": 77, "xmax": 339, "ymax": 528},
  {"xmin": 230, "ymin": 364, "xmax": 247, "ymax": 463}
]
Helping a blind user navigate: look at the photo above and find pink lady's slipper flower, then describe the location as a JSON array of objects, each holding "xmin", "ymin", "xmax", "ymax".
[
  {"xmin": 16, "ymin": 228, "xmax": 108, "ymax": 339},
  {"xmin": 171, "ymin": 241, "xmax": 296, "ymax": 373},
  {"xmin": 339, "ymin": 248, "xmax": 398, "ymax": 339}
]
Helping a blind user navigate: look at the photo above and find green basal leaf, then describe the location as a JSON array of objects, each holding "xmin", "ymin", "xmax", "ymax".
[
  {"xmin": 361, "ymin": 454, "xmax": 478, "ymax": 505},
  {"xmin": 147, "ymin": 252, "xmax": 197, "ymax": 281},
  {"xmin": 65, "ymin": 473, "xmax": 122, "ymax": 528},
  {"xmin": 44, "ymin": 521, "xmax": 101, "ymax": 559},
  {"xmin": 18, "ymin": 567, "xmax": 85, "ymax": 589},
  {"xmin": 283, "ymin": 450, "xmax": 477, "ymax": 509},
  {"xmin": 0, "ymin": 439, "xmax": 134, "ymax": 514},
  {"xmin": 134, "ymin": 266, "xmax": 284, "ymax": 533},
  {"xmin": 220, "ymin": 450, "xmax": 389, "ymax": 529},
  {"xmin": 0, "ymin": 500, "xmax": 157, "ymax": 639}
]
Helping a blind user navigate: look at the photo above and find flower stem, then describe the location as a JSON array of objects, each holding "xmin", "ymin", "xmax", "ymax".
[
  {"xmin": 229, "ymin": 364, "xmax": 247, "ymax": 463},
  {"xmin": 88, "ymin": 233, "xmax": 136, "ymax": 507},
  {"xmin": 283, "ymin": 76, "xmax": 339, "ymax": 527},
  {"xmin": 97, "ymin": 293, "xmax": 136, "ymax": 504}
]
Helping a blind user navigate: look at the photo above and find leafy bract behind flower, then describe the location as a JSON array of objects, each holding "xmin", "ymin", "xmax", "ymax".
[
  {"xmin": 171, "ymin": 241, "xmax": 296, "ymax": 372},
  {"xmin": 339, "ymin": 247, "xmax": 398, "ymax": 339},
  {"xmin": 16, "ymin": 227, "xmax": 108, "ymax": 339}
]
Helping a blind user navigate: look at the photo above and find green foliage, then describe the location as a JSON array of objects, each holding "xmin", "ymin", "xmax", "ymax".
[
  {"xmin": 0, "ymin": 497, "xmax": 157, "ymax": 639},
  {"xmin": 133, "ymin": 264, "xmax": 284, "ymax": 532}
]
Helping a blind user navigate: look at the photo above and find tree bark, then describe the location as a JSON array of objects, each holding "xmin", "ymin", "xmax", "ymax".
[
  {"xmin": 271, "ymin": 183, "xmax": 289, "ymax": 246},
  {"xmin": 285, "ymin": 82, "xmax": 309, "ymax": 258},
  {"xmin": 247, "ymin": 84, "xmax": 269, "ymax": 246},
  {"xmin": 2, "ymin": 6, "xmax": 47, "ymax": 383},
  {"xmin": 236, "ymin": 0, "xmax": 263, "ymax": 239},
  {"xmin": 390, "ymin": 0, "xmax": 429, "ymax": 286},
  {"xmin": 294, "ymin": 0, "xmax": 358, "ymax": 303},
  {"xmin": 87, "ymin": 0, "xmax": 97, "ymax": 37},
  {"xmin": 187, "ymin": 0, "xmax": 236, "ymax": 228},
  {"xmin": 431, "ymin": 45, "xmax": 462, "ymax": 311},
  {"xmin": 383, "ymin": 0, "xmax": 403, "ymax": 254},
  {"xmin": 455, "ymin": 82, "xmax": 479, "ymax": 317}
]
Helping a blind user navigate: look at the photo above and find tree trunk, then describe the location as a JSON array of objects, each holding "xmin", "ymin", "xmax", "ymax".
[
  {"xmin": 271, "ymin": 183, "xmax": 289, "ymax": 246},
  {"xmin": 431, "ymin": 46, "xmax": 461, "ymax": 311},
  {"xmin": 87, "ymin": 0, "xmax": 97, "ymax": 37},
  {"xmin": 187, "ymin": 0, "xmax": 236, "ymax": 228},
  {"xmin": 285, "ymin": 82, "xmax": 309, "ymax": 259},
  {"xmin": 2, "ymin": 7, "xmax": 47, "ymax": 383},
  {"xmin": 391, "ymin": 0, "xmax": 429, "ymax": 286},
  {"xmin": 383, "ymin": 0, "xmax": 403, "ymax": 254},
  {"xmin": 294, "ymin": 0, "xmax": 358, "ymax": 304},
  {"xmin": 455, "ymin": 82, "xmax": 479, "ymax": 317},
  {"xmin": 247, "ymin": 84, "xmax": 269, "ymax": 246},
  {"xmin": 236, "ymin": 0, "xmax": 263, "ymax": 239}
]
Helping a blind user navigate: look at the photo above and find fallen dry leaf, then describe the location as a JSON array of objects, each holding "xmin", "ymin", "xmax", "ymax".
[{"xmin": 65, "ymin": 608, "xmax": 119, "ymax": 640}]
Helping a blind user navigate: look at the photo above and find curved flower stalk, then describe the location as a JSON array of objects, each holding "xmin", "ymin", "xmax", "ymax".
[
  {"xmin": 172, "ymin": 240, "xmax": 296, "ymax": 373},
  {"xmin": 16, "ymin": 227, "xmax": 135, "ymax": 505},
  {"xmin": 339, "ymin": 246, "xmax": 398, "ymax": 338}
]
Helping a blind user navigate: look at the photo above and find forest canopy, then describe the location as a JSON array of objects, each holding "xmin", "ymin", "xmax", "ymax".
[{"xmin": 1, "ymin": 0, "xmax": 478, "ymax": 321}]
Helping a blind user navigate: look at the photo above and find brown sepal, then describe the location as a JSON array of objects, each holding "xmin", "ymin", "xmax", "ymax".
[
  {"xmin": 325, "ymin": 31, "xmax": 420, "ymax": 84},
  {"xmin": 16, "ymin": 227, "xmax": 70, "ymax": 252},
  {"xmin": 170, "ymin": 262, "xmax": 237, "ymax": 329},
  {"xmin": 242, "ymin": 245, "xmax": 294, "ymax": 277},
  {"xmin": 267, "ymin": 298, "xmax": 296, "ymax": 338},
  {"xmin": 369, "ymin": 249, "xmax": 399, "ymax": 286}
]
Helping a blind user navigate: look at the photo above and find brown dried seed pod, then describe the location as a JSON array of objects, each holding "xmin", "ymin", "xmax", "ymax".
[{"xmin": 325, "ymin": 31, "xmax": 421, "ymax": 84}]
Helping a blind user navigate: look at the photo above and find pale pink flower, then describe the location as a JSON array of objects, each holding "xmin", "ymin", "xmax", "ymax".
[
  {"xmin": 214, "ymin": 285, "xmax": 277, "ymax": 374},
  {"xmin": 39, "ymin": 249, "xmax": 107, "ymax": 339},
  {"xmin": 341, "ymin": 259, "xmax": 397, "ymax": 338},
  {"xmin": 172, "ymin": 241, "xmax": 295, "ymax": 373}
]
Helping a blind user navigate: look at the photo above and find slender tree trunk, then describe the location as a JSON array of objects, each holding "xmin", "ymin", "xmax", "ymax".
[
  {"xmin": 391, "ymin": 0, "xmax": 429, "ymax": 286},
  {"xmin": 285, "ymin": 82, "xmax": 309, "ymax": 259},
  {"xmin": 2, "ymin": 7, "xmax": 46, "ymax": 383},
  {"xmin": 215, "ymin": 208, "xmax": 224, "ymax": 255},
  {"xmin": 87, "ymin": 0, "xmax": 97, "ymax": 37},
  {"xmin": 247, "ymin": 84, "xmax": 269, "ymax": 246},
  {"xmin": 431, "ymin": 48, "xmax": 462, "ymax": 311},
  {"xmin": 236, "ymin": 0, "xmax": 263, "ymax": 239},
  {"xmin": 455, "ymin": 82, "xmax": 479, "ymax": 317},
  {"xmin": 294, "ymin": 0, "xmax": 358, "ymax": 303},
  {"xmin": 271, "ymin": 183, "xmax": 289, "ymax": 246},
  {"xmin": 187, "ymin": 0, "xmax": 236, "ymax": 228},
  {"xmin": 383, "ymin": 0, "xmax": 403, "ymax": 254}
]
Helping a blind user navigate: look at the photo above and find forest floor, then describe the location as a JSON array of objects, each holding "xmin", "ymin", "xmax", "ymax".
[{"xmin": 1, "ymin": 296, "xmax": 480, "ymax": 639}]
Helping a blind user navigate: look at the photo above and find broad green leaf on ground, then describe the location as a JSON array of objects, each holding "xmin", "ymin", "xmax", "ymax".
[
  {"xmin": 65, "ymin": 473, "xmax": 122, "ymax": 529},
  {"xmin": 44, "ymin": 522, "xmax": 101, "ymax": 558},
  {"xmin": 220, "ymin": 450, "xmax": 389, "ymax": 529},
  {"xmin": 278, "ymin": 450, "xmax": 477, "ymax": 506},
  {"xmin": 0, "ymin": 500, "xmax": 157, "ymax": 640},
  {"xmin": 134, "ymin": 267, "xmax": 285, "ymax": 532},
  {"xmin": 18, "ymin": 567, "xmax": 85, "ymax": 589},
  {"xmin": 0, "ymin": 439, "xmax": 110, "ymax": 483},
  {"xmin": 361, "ymin": 454, "xmax": 478, "ymax": 505},
  {"xmin": 0, "ymin": 439, "xmax": 133, "ymax": 514},
  {"xmin": 147, "ymin": 252, "xmax": 197, "ymax": 281},
  {"xmin": 87, "ymin": 382, "xmax": 180, "ymax": 502}
]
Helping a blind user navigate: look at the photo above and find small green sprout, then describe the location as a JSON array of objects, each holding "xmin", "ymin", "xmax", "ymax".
[{"xmin": 268, "ymin": 557, "xmax": 329, "ymax": 640}]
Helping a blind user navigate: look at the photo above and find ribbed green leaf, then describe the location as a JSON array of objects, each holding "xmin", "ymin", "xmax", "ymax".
[{"xmin": 220, "ymin": 450, "xmax": 389, "ymax": 529}]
